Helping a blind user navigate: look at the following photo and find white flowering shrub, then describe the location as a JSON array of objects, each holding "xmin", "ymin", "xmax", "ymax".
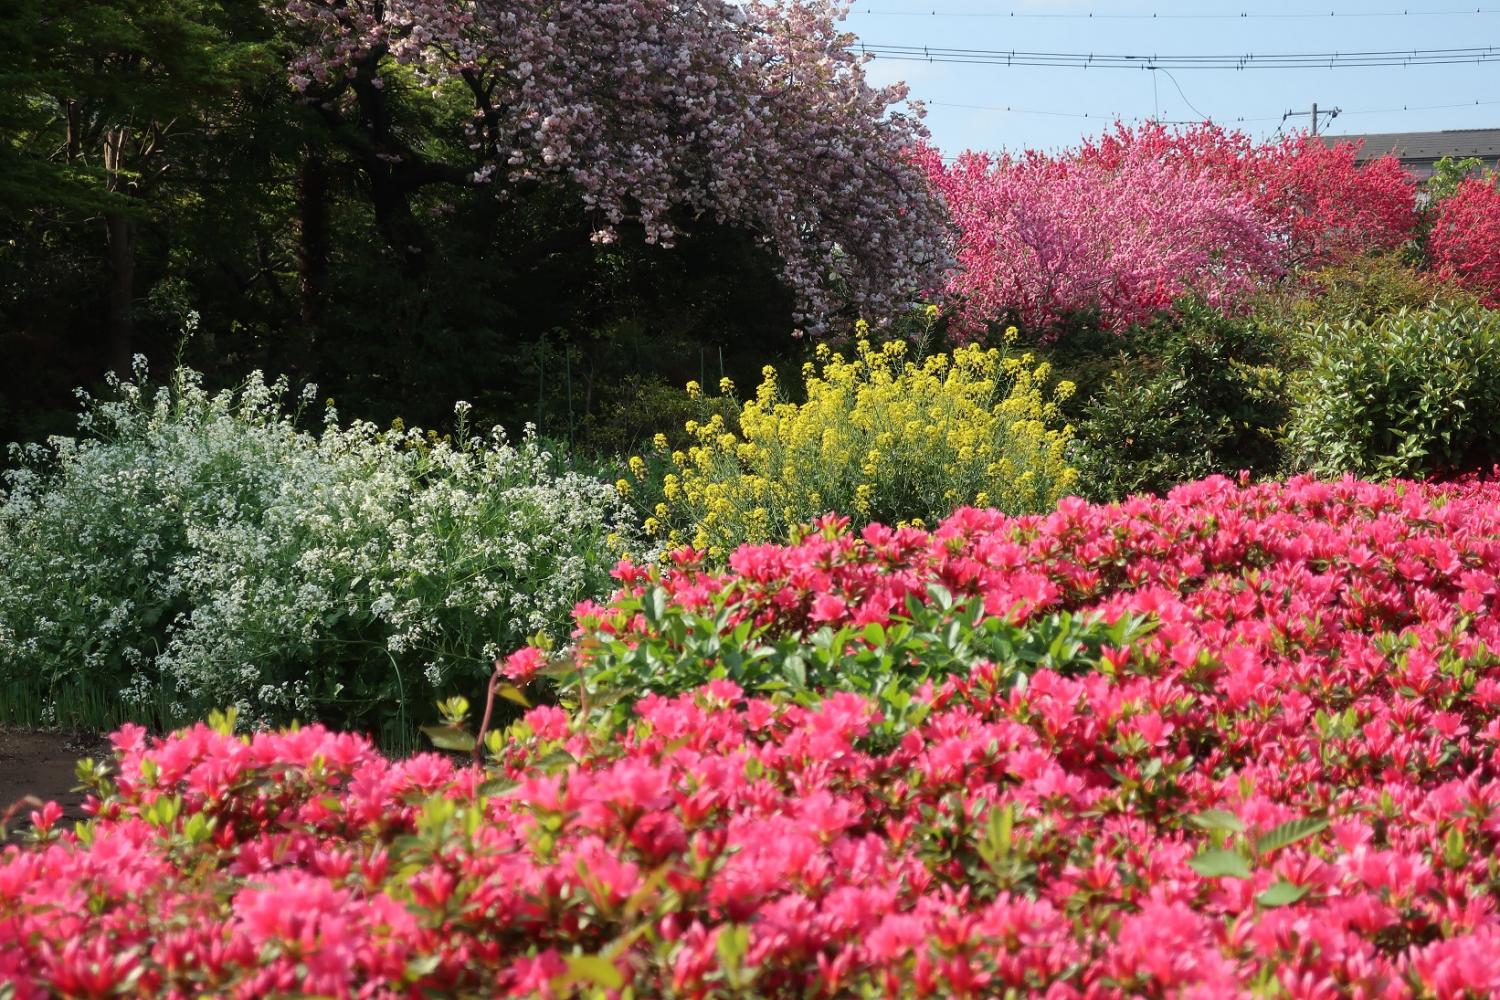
[{"xmin": 0, "ymin": 365, "xmax": 635, "ymax": 745}]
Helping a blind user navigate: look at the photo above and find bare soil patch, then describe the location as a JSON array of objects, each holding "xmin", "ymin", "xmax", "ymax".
[{"xmin": 0, "ymin": 728, "xmax": 109, "ymax": 839}]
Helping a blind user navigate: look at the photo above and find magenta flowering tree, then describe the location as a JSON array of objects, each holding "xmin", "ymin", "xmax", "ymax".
[
  {"xmin": 1077, "ymin": 123, "xmax": 1418, "ymax": 272},
  {"xmin": 925, "ymin": 122, "xmax": 1420, "ymax": 339},
  {"xmin": 276, "ymin": 0, "xmax": 949, "ymax": 327},
  {"xmin": 919, "ymin": 140, "xmax": 1279, "ymax": 337}
]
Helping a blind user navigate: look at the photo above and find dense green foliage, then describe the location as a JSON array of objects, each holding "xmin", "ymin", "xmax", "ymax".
[
  {"xmin": 560, "ymin": 580, "xmax": 1151, "ymax": 748},
  {"xmin": 1262, "ymin": 254, "xmax": 1478, "ymax": 333},
  {"xmin": 1287, "ymin": 305, "xmax": 1500, "ymax": 479},
  {"xmin": 0, "ymin": 368, "xmax": 633, "ymax": 746},
  {"xmin": 1070, "ymin": 303, "xmax": 1289, "ymax": 501},
  {"xmin": 1030, "ymin": 261, "xmax": 1499, "ymax": 501}
]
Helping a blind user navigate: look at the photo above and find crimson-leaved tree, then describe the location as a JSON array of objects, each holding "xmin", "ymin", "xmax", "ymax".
[
  {"xmin": 276, "ymin": 0, "xmax": 950, "ymax": 328},
  {"xmin": 1430, "ymin": 175, "xmax": 1500, "ymax": 307}
]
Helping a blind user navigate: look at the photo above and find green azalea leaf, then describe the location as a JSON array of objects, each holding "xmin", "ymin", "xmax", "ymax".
[
  {"xmin": 477, "ymin": 777, "xmax": 518, "ymax": 797},
  {"xmin": 420, "ymin": 726, "xmax": 476, "ymax": 753},
  {"xmin": 557, "ymin": 954, "xmax": 624, "ymax": 990},
  {"xmin": 1254, "ymin": 817, "xmax": 1328, "ymax": 855},
  {"xmin": 496, "ymin": 683, "xmax": 532, "ymax": 709},
  {"xmin": 1256, "ymin": 880, "xmax": 1311, "ymax": 907},
  {"xmin": 1187, "ymin": 848, "xmax": 1252, "ymax": 879},
  {"xmin": 1187, "ymin": 809, "xmax": 1246, "ymax": 833},
  {"xmin": 405, "ymin": 954, "xmax": 442, "ymax": 977},
  {"xmin": 534, "ymin": 748, "xmax": 577, "ymax": 774}
]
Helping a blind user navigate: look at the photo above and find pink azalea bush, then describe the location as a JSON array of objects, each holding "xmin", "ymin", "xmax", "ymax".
[
  {"xmin": 927, "ymin": 123, "xmax": 1418, "ymax": 338},
  {"xmin": 8, "ymin": 475, "xmax": 1500, "ymax": 995}
]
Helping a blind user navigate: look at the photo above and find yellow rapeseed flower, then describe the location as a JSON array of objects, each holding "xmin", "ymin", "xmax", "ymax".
[{"xmin": 642, "ymin": 330, "xmax": 1077, "ymax": 555}]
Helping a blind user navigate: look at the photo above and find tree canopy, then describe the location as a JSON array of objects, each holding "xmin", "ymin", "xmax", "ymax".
[{"xmin": 1, "ymin": 0, "xmax": 949, "ymax": 448}]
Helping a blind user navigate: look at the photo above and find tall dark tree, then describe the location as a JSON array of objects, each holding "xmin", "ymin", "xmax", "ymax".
[{"xmin": 2, "ymin": 0, "xmax": 278, "ymax": 371}]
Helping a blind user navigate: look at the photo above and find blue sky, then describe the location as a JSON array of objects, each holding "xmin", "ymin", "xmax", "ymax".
[{"xmin": 841, "ymin": 0, "xmax": 1500, "ymax": 155}]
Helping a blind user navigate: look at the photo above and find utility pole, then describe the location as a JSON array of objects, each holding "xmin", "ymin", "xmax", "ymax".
[{"xmin": 1282, "ymin": 103, "xmax": 1341, "ymax": 135}]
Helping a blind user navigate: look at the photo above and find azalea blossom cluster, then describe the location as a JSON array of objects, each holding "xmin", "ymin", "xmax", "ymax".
[
  {"xmin": 925, "ymin": 122, "xmax": 1418, "ymax": 337},
  {"xmin": 277, "ymin": 0, "xmax": 950, "ymax": 327},
  {"xmin": 8, "ymin": 475, "xmax": 1500, "ymax": 995}
]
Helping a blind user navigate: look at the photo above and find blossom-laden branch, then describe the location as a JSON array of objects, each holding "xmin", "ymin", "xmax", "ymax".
[{"xmin": 277, "ymin": 0, "xmax": 952, "ymax": 327}]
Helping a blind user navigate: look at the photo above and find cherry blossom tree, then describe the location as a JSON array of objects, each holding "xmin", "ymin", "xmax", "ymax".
[{"xmin": 275, "ymin": 0, "xmax": 949, "ymax": 328}]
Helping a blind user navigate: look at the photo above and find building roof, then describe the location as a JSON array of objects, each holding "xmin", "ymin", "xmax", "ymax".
[{"xmin": 1319, "ymin": 128, "xmax": 1500, "ymax": 163}]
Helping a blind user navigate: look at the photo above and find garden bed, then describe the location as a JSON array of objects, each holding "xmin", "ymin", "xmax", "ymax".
[{"xmin": 6, "ymin": 476, "xmax": 1500, "ymax": 996}]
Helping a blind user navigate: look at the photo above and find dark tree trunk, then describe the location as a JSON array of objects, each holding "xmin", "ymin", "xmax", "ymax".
[
  {"xmin": 102, "ymin": 126, "xmax": 136, "ymax": 376},
  {"xmin": 65, "ymin": 99, "xmax": 81, "ymax": 164},
  {"xmin": 369, "ymin": 171, "xmax": 431, "ymax": 279},
  {"xmin": 296, "ymin": 152, "xmax": 329, "ymax": 327},
  {"xmin": 346, "ymin": 59, "xmax": 433, "ymax": 279},
  {"xmin": 104, "ymin": 209, "xmax": 136, "ymax": 376}
]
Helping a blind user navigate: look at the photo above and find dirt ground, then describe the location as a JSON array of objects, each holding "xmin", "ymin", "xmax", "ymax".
[{"xmin": 0, "ymin": 729, "xmax": 109, "ymax": 839}]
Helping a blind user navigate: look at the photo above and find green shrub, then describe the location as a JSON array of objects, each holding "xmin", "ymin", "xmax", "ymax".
[
  {"xmin": 1261, "ymin": 255, "xmax": 1475, "ymax": 333},
  {"xmin": 0, "ymin": 366, "xmax": 635, "ymax": 745},
  {"xmin": 1029, "ymin": 321, "xmax": 1132, "ymax": 426},
  {"xmin": 560, "ymin": 581, "xmax": 1151, "ymax": 748},
  {"xmin": 576, "ymin": 372, "xmax": 741, "ymax": 461},
  {"xmin": 1287, "ymin": 305, "xmax": 1500, "ymax": 479},
  {"xmin": 1071, "ymin": 302, "xmax": 1289, "ymax": 500},
  {"xmin": 1424, "ymin": 154, "xmax": 1493, "ymax": 210}
]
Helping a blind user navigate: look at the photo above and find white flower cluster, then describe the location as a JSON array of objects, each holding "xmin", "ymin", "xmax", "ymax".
[{"xmin": 0, "ymin": 366, "xmax": 635, "ymax": 740}]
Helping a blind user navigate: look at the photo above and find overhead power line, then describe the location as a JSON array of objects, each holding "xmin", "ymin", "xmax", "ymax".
[
  {"xmin": 930, "ymin": 100, "xmax": 1126, "ymax": 120},
  {"xmin": 929, "ymin": 101, "xmax": 1272, "ymax": 125},
  {"xmin": 1339, "ymin": 96, "xmax": 1500, "ymax": 113},
  {"xmin": 858, "ymin": 42, "xmax": 1500, "ymax": 69},
  {"xmin": 926, "ymin": 96, "xmax": 1500, "ymax": 124},
  {"xmin": 1152, "ymin": 67, "xmax": 1210, "ymax": 120},
  {"xmin": 857, "ymin": 5, "xmax": 1500, "ymax": 19}
]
